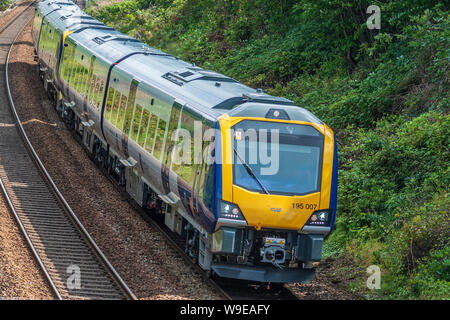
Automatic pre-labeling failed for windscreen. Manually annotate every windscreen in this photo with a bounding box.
[233,120,324,196]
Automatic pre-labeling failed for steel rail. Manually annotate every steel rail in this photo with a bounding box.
[0,0,64,300]
[1,2,136,300]
[0,1,34,34]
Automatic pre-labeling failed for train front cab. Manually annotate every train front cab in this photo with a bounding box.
[209,112,338,283]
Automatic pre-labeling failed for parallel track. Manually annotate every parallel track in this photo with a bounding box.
[0,2,136,300]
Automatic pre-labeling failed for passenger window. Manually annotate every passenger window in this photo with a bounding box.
[94,78,101,108]
[116,94,128,130]
[145,114,158,153]
[74,62,83,93]
[123,80,138,135]
[104,87,115,121]
[96,78,105,109]
[89,75,97,106]
[163,103,182,168]
[77,64,85,94]
[68,61,77,88]
[71,62,77,90]
[79,64,86,94]
[87,71,95,101]
[172,108,201,185]
[80,64,89,96]
[130,104,143,142]
[153,119,167,160]
[123,103,134,136]
[86,56,96,100]
[91,76,98,107]
[67,50,75,81]
[110,92,121,126]
[61,45,72,83]
[138,109,150,147]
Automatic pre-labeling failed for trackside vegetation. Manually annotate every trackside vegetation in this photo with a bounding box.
[1,0,10,11]
[87,0,449,299]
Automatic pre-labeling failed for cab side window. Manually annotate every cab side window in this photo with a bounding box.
[198,130,215,212]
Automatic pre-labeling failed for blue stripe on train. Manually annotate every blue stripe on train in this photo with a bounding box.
[329,135,338,230]
[214,121,222,222]
[56,32,64,80]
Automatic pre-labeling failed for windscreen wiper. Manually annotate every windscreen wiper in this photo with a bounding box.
[233,147,270,195]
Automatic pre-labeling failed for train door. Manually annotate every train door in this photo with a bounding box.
[32,9,43,49]
[37,19,49,70]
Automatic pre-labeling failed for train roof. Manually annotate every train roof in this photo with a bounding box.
[38,0,322,124]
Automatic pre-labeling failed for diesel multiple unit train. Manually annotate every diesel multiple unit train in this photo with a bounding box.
[32,0,338,283]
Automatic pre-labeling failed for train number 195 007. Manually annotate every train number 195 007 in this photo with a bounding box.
[292,203,317,210]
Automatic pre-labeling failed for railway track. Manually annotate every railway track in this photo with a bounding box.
[3,1,300,301]
[0,2,136,300]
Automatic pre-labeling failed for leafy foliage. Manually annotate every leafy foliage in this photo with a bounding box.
[88,0,450,299]
[1,0,9,11]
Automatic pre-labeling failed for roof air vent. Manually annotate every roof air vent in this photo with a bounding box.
[179,71,194,78]
[92,37,105,45]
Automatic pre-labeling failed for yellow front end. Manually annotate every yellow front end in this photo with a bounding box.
[218,114,335,232]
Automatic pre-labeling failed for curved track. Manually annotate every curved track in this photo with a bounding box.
[3,1,300,301]
[0,2,136,300]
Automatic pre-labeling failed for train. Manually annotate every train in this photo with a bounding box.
[32,0,338,283]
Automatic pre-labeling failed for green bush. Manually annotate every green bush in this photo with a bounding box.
[89,0,450,299]
[410,247,450,299]
[1,0,9,11]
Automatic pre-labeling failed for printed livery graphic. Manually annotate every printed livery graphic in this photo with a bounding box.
[32,0,338,283]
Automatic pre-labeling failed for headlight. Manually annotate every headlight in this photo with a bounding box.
[218,200,246,221]
[305,209,332,227]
